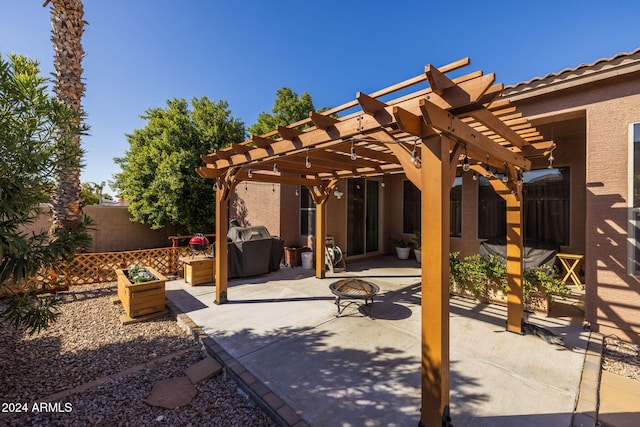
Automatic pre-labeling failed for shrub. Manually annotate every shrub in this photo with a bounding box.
[449,252,571,304]
[523,264,571,302]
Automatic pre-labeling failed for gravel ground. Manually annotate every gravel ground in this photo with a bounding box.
[0,282,273,426]
[602,335,640,382]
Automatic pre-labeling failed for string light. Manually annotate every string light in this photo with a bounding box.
[485,155,492,177]
[502,162,509,183]
[410,138,421,166]
[472,173,478,181]
[248,169,252,178]
[273,162,278,173]
[462,145,470,172]
[295,187,299,197]
[548,148,555,169]
[305,148,311,169]
[350,140,357,160]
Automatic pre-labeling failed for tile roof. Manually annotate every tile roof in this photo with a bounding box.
[504,47,640,95]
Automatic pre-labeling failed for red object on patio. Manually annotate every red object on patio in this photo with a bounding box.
[189,234,209,255]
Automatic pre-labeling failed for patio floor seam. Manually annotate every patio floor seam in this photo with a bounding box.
[571,330,603,427]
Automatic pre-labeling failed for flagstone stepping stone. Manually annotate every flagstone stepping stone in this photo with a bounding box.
[185,357,223,384]
[145,376,196,409]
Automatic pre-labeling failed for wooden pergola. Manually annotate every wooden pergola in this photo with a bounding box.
[197,57,553,426]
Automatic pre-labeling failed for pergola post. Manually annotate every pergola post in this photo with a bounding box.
[312,187,329,279]
[505,195,524,332]
[315,193,327,279]
[420,134,451,427]
[214,178,230,304]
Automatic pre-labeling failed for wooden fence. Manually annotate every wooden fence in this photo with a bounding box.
[64,245,214,285]
[2,246,212,295]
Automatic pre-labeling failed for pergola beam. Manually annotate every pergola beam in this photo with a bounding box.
[309,111,339,130]
[420,99,531,170]
[250,135,273,149]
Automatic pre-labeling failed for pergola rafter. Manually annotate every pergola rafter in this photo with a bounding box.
[197,57,553,427]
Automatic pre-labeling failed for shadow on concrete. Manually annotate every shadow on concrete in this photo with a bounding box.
[165,288,209,311]
[216,325,488,426]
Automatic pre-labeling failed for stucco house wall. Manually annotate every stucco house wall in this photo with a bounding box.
[503,55,640,342]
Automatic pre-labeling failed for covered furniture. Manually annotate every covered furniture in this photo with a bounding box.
[226,226,284,278]
[479,237,559,269]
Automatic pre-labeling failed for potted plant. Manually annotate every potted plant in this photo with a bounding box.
[115,265,167,319]
[390,238,412,260]
[411,231,421,263]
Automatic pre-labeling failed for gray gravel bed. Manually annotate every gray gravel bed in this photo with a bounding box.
[602,335,640,381]
[0,282,273,426]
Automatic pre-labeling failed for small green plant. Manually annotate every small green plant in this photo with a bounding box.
[127,266,155,283]
[390,238,412,248]
[463,254,490,298]
[481,254,508,295]
[449,252,469,293]
[410,231,421,250]
[523,265,571,302]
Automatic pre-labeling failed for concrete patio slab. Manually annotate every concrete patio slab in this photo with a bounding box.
[165,256,590,426]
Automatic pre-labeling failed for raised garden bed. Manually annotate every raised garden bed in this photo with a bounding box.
[115,266,167,320]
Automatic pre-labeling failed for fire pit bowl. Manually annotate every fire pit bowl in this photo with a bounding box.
[329,278,380,318]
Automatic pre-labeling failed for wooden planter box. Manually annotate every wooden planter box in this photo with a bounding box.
[451,281,551,316]
[181,256,214,285]
[115,267,167,318]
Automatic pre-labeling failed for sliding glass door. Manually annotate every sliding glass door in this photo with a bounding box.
[347,178,379,256]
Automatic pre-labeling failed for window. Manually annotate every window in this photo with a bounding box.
[403,181,420,234]
[522,168,570,245]
[629,123,640,274]
[478,167,570,245]
[478,176,506,239]
[299,186,315,236]
[402,178,463,237]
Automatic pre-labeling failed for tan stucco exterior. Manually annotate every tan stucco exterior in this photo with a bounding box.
[502,50,640,342]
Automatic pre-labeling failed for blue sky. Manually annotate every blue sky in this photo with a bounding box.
[1,1,638,197]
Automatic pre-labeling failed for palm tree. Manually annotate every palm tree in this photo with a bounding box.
[43,0,86,231]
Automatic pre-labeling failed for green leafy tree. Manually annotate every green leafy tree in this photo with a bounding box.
[80,183,99,205]
[80,182,111,206]
[113,97,245,234]
[248,87,316,136]
[0,53,91,335]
